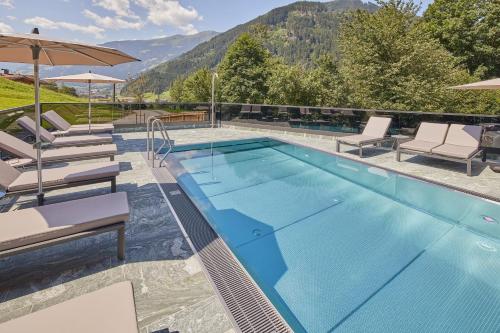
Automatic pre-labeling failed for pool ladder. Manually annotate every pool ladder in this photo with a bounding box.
[147,116,174,168]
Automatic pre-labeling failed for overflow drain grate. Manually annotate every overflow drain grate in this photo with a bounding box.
[152,166,292,333]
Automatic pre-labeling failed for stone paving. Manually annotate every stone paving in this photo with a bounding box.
[0,132,235,333]
[0,126,498,333]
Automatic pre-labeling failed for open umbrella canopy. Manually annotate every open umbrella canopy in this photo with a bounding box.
[44,72,125,83]
[0,28,139,205]
[450,78,500,90]
[45,72,126,133]
[0,31,139,66]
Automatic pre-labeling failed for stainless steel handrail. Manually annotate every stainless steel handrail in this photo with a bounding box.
[146,115,158,160]
[148,117,173,168]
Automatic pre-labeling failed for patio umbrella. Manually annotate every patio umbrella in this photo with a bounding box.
[450,78,500,173]
[0,28,139,205]
[450,78,500,90]
[45,72,125,133]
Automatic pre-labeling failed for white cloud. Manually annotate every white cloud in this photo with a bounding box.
[0,22,14,33]
[0,0,14,8]
[83,9,143,30]
[92,0,137,18]
[134,0,201,34]
[179,24,198,35]
[7,15,16,21]
[24,16,105,39]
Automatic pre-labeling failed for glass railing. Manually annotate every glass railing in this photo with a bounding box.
[1,101,498,136]
[217,103,499,136]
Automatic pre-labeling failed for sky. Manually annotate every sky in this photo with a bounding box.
[0,0,435,43]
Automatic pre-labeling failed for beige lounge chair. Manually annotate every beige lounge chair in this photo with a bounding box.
[398,124,483,176]
[42,110,114,135]
[0,131,117,165]
[397,122,449,158]
[336,116,393,157]
[0,192,129,261]
[0,159,119,203]
[0,281,138,333]
[17,116,113,147]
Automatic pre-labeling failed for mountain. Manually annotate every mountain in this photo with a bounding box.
[3,31,219,81]
[124,0,378,94]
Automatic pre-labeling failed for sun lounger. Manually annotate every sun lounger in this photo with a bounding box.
[251,105,262,114]
[17,116,113,147]
[240,105,251,114]
[397,122,449,157]
[336,116,393,157]
[0,131,117,165]
[0,281,138,333]
[0,192,129,261]
[0,159,119,203]
[397,124,483,176]
[42,110,114,135]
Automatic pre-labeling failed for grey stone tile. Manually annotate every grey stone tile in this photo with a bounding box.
[145,296,234,333]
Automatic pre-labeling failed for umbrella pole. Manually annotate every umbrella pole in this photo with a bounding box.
[88,81,91,134]
[32,46,44,206]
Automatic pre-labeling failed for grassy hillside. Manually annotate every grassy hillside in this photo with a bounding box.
[124,0,377,94]
[0,77,83,110]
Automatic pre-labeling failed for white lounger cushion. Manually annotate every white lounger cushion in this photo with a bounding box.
[338,117,392,145]
[0,159,22,189]
[339,134,379,145]
[399,140,442,153]
[399,123,450,153]
[0,131,116,162]
[58,124,115,135]
[42,110,73,131]
[7,162,119,191]
[17,116,112,146]
[0,281,138,333]
[0,131,37,159]
[42,144,117,161]
[51,134,112,146]
[362,117,392,138]
[43,110,114,134]
[431,144,479,159]
[443,124,482,148]
[415,122,449,143]
[430,124,482,159]
[0,192,129,251]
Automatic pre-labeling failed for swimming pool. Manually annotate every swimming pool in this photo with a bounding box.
[166,138,500,333]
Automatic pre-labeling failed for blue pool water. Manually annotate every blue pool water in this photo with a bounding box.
[166,138,500,333]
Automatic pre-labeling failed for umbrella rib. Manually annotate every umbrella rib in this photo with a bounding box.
[41,48,55,66]
[59,44,113,66]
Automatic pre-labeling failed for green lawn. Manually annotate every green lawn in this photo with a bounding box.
[0,77,83,110]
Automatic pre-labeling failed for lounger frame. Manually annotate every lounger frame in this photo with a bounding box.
[3,176,117,205]
[336,137,393,157]
[0,222,125,260]
[396,146,483,177]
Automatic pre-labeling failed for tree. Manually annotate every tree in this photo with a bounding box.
[218,33,271,103]
[266,60,312,105]
[337,0,488,113]
[307,55,346,107]
[129,74,146,104]
[169,76,185,102]
[59,85,78,97]
[183,68,212,102]
[423,0,500,78]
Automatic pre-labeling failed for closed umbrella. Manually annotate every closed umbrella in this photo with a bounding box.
[45,72,125,133]
[0,28,139,205]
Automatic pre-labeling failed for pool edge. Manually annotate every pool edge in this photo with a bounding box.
[147,153,294,333]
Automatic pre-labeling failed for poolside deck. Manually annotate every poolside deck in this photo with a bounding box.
[0,126,498,333]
